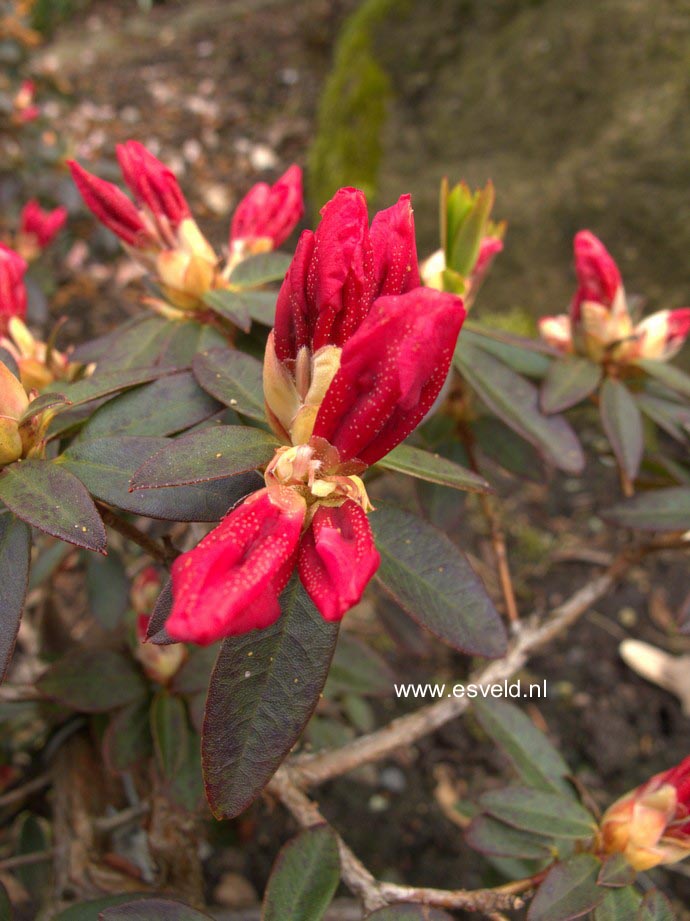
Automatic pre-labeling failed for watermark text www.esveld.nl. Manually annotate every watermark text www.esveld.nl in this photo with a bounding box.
[393,679,547,700]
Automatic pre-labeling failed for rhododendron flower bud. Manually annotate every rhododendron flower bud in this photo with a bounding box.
[0,317,75,392]
[69,161,151,249]
[571,230,623,321]
[298,500,380,621]
[0,360,29,466]
[273,189,419,362]
[537,314,573,354]
[312,287,466,466]
[18,200,68,254]
[599,755,690,871]
[167,488,306,645]
[132,567,187,683]
[626,308,690,361]
[230,165,304,256]
[0,245,28,335]
[116,141,191,231]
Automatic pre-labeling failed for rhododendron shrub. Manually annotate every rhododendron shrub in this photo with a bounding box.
[0,133,689,921]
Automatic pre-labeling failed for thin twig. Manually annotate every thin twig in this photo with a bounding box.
[0,772,51,809]
[95,502,174,565]
[92,802,150,833]
[0,683,42,703]
[0,848,55,871]
[267,771,524,916]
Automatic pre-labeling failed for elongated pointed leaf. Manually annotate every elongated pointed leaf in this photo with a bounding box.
[463,326,553,378]
[151,692,188,781]
[473,699,573,796]
[0,460,106,552]
[102,700,152,773]
[86,550,129,630]
[0,515,30,682]
[100,899,213,920]
[53,895,150,920]
[600,379,643,483]
[455,340,584,474]
[59,366,174,408]
[193,348,265,421]
[378,444,492,494]
[603,487,690,532]
[131,426,277,489]
[229,251,291,287]
[77,372,220,440]
[59,436,262,521]
[636,890,676,921]
[541,358,601,414]
[370,505,507,658]
[465,815,554,860]
[637,359,690,400]
[636,393,690,443]
[146,580,175,644]
[37,649,148,712]
[473,417,544,481]
[19,392,70,424]
[203,289,251,332]
[263,825,340,921]
[597,854,636,888]
[528,855,604,921]
[594,887,643,921]
[479,787,597,839]
[203,578,339,818]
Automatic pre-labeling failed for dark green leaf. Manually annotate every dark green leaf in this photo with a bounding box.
[37,649,148,712]
[59,366,174,408]
[203,578,339,818]
[146,580,174,644]
[473,699,573,796]
[86,550,129,630]
[603,487,690,531]
[76,373,220,440]
[325,632,395,697]
[0,515,31,681]
[528,855,604,921]
[151,692,188,780]
[480,787,597,839]
[130,425,277,489]
[594,887,643,921]
[455,340,584,474]
[636,393,690,443]
[0,881,12,920]
[473,417,544,481]
[102,700,152,774]
[541,358,601,414]
[52,894,150,921]
[203,289,251,332]
[597,854,636,888]
[0,460,106,552]
[237,288,278,326]
[59,436,262,521]
[16,813,50,897]
[192,348,265,421]
[170,646,218,696]
[637,359,690,400]
[28,539,72,590]
[599,379,644,482]
[19,391,70,425]
[636,890,676,921]
[463,326,553,378]
[263,825,340,921]
[378,444,492,494]
[100,899,213,920]
[465,815,554,859]
[371,506,507,658]
[229,251,291,287]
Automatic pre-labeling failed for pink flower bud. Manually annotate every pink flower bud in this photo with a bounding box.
[312,287,465,466]
[572,231,623,320]
[116,141,190,228]
[0,245,28,335]
[230,164,304,251]
[298,500,380,621]
[19,200,68,249]
[273,189,419,362]
[538,314,573,353]
[629,307,690,361]
[599,756,690,871]
[69,160,150,248]
[167,488,306,645]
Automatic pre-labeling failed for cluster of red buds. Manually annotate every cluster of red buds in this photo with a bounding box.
[15,199,67,261]
[598,755,690,871]
[539,231,690,363]
[69,142,303,319]
[166,188,465,645]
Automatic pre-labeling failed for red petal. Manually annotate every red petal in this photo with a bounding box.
[572,231,622,319]
[298,500,380,621]
[313,288,465,466]
[0,244,28,333]
[69,160,147,247]
[273,229,316,362]
[167,489,305,644]
[116,141,190,226]
[369,194,420,296]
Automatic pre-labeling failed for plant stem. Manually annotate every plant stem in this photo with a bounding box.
[95,502,174,565]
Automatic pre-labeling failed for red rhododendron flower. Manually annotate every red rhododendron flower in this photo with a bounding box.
[19,200,68,249]
[539,231,690,363]
[166,188,464,645]
[229,165,303,254]
[69,160,150,248]
[0,244,28,335]
[116,140,191,230]
[599,755,690,870]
